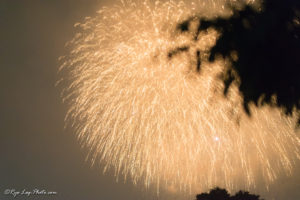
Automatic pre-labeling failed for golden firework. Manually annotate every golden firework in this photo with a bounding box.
[59,0,300,194]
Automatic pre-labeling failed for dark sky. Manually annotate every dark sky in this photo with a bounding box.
[0,1,299,200]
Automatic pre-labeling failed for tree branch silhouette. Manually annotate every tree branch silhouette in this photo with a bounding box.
[178,0,300,124]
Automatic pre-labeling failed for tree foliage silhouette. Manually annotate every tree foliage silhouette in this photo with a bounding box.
[196,187,264,200]
[178,0,300,124]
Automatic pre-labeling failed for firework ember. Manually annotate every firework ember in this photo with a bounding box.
[59,0,300,194]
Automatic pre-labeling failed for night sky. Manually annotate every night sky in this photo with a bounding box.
[0,1,299,200]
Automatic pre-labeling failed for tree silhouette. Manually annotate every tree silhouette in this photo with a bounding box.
[178,0,300,124]
[196,188,230,200]
[231,191,261,200]
[195,187,264,200]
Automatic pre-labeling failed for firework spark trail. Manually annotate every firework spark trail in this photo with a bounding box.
[59,0,300,194]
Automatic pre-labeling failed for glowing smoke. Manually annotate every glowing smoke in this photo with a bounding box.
[59,0,300,194]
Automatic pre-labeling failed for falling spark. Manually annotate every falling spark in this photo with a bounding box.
[59,0,300,194]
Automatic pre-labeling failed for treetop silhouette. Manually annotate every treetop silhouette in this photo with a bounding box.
[196,187,264,200]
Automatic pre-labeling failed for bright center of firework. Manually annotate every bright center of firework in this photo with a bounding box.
[60,0,300,195]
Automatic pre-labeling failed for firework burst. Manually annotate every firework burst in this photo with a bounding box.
[59,0,300,194]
